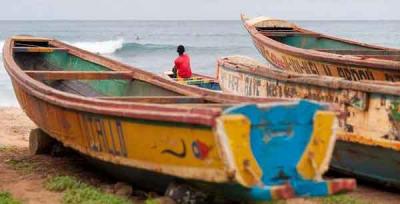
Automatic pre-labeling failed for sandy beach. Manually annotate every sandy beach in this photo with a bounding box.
[0,107,399,204]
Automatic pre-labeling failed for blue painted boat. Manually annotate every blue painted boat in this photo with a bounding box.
[216,55,400,189]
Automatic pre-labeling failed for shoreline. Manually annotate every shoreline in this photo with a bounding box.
[0,107,35,148]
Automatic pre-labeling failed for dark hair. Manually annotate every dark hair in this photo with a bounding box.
[177,45,185,55]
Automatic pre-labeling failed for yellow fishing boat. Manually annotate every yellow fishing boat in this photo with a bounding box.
[3,36,355,202]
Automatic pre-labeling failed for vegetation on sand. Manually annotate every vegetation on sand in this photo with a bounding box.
[0,192,21,204]
[322,194,366,204]
[45,176,131,204]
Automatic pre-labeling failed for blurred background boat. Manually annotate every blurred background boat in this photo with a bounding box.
[217,55,400,189]
[241,15,400,82]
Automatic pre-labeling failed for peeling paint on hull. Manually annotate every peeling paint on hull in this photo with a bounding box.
[217,55,400,188]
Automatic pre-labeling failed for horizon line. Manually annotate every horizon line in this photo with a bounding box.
[0,18,399,21]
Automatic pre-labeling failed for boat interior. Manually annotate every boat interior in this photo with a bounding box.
[11,39,223,106]
[256,26,400,61]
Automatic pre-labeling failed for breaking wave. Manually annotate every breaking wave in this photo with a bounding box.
[68,39,250,55]
[71,38,124,54]
[70,39,177,54]
[0,41,4,54]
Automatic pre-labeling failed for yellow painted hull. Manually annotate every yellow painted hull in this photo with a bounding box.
[13,81,228,182]
[3,36,356,201]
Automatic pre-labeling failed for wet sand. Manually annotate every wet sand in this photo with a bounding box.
[0,107,400,204]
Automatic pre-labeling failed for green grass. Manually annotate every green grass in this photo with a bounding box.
[144,198,158,204]
[4,158,37,174]
[0,146,17,153]
[255,200,286,204]
[322,194,366,204]
[0,192,21,204]
[45,176,83,192]
[45,176,131,204]
[63,187,131,204]
[0,146,9,152]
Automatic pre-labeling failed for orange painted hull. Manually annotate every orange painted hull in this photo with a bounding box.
[242,15,400,81]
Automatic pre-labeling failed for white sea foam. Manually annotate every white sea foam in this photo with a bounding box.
[0,41,4,54]
[71,38,124,54]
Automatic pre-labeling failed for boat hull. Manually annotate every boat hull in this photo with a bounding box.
[2,36,356,201]
[242,16,400,82]
[13,77,354,200]
[252,41,400,81]
[11,78,229,182]
[218,56,400,188]
[332,140,400,187]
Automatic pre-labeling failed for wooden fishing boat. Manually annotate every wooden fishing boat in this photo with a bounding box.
[2,36,355,202]
[241,15,400,82]
[218,55,400,188]
[163,71,221,91]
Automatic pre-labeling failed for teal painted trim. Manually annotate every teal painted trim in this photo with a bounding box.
[291,180,329,197]
[186,81,221,91]
[277,36,375,50]
[249,186,273,200]
[249,180,330,201]
[42,52,130,96]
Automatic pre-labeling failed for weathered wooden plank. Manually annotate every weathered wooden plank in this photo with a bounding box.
[256,27,295,31]
[24,70,133,80]
[95,96,205,103]
[13,47,68,53]
[12,36,51,42]
[355,55,400,61]
[314,49,400,56]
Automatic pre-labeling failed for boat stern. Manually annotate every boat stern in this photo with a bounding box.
[216,100,356,200]
[241,14,297,30]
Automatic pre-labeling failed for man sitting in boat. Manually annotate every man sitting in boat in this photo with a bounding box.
[172,45,192,78]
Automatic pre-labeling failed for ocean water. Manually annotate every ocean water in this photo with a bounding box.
[0,20,399,106]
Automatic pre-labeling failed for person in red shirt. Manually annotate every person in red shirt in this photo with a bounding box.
[172,45,192,78]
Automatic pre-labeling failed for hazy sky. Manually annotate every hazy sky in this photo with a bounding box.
[1,0,399,20]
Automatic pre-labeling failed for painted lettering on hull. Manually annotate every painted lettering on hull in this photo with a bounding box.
[245,77,261,96]
[256,42,400,82]
[81,115,128,157]
[219,66,400,142]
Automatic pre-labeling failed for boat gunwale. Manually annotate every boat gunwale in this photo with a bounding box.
[48,38,288,106]
[241,15,400,71]
[4,36,293,126]
[218,57,400,96]
[4,37,225,126]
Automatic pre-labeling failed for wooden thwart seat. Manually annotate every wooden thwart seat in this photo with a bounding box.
[13,46,68,53]
[24,70,133,80]
[95,96,206,104]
